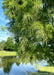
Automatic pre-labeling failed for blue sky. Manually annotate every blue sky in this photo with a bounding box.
[0,0,11,42]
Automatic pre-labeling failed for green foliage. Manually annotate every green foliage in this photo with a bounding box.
[4,37,15,51]
[2,0,54,64]
[0,26,7,31]
[0,40,5,51]
[0,42,3,51]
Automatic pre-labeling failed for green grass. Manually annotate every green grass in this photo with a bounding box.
[29,66,54,75]
[39,66,54,73]
[0,51,16,57]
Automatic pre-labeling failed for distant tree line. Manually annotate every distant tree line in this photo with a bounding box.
[0,37,15,51]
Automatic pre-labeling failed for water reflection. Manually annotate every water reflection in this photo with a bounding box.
[0,56,53,75]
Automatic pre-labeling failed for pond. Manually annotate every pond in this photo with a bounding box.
[0,56,53,75]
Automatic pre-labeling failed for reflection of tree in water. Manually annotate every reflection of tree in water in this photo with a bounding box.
[0,58,2,68]
[16,44,54,65]
[0,55,54,75]
[1,56,17,73]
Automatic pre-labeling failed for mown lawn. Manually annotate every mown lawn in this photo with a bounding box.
[29,66,54,75]
[39,66,54,73]
[0,51,16,57]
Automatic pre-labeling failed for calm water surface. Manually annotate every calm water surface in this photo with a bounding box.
[0,56,53,75]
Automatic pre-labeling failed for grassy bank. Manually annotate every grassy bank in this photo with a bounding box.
[0,51,16,57]
[39,66,54,73]
[29,66,54,75]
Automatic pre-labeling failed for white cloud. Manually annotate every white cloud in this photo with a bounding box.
[0,16,9,23]
[0,37,7,41]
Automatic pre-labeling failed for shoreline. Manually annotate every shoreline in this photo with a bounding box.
[0,51,16,57]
